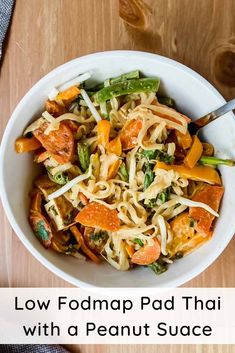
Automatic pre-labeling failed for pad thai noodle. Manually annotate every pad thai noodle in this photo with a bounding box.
[15,70,229,275]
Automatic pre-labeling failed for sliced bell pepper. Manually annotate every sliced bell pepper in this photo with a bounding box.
[184,135,203,168]
[15,137,42,153]
[175,130,192,150]
[108,159,122,179]
[97,120,111,146]
[106,136,122,156]
[154,161,221,185]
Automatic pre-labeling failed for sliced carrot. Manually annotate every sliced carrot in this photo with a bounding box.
[106,136,122,156]
[97,120,111,146]
[131,239,161,265]
[45,100,66,117]
[119,119,142,150]
[34,122,74,163]
[175,130,192,150]
[70,226,100,264]
[108,159,122,179]
[15,137,42,153]
[56,86,80,106]
[168,212,210,256]
[184,135,203,168]
[154,161,221,185]
[125,243,135,257]
[189,185,224,236]
[75,202,120,231]
[78,192,89,205]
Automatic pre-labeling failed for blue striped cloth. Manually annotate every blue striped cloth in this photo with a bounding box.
[0,0,14,58]
[0,345,69,353]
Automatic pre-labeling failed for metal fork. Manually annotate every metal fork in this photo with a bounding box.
[188,98,235,135]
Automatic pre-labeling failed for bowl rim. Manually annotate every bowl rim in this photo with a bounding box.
[0,50,233,288]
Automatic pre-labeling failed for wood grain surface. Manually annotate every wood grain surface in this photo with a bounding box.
[0,0,235,351]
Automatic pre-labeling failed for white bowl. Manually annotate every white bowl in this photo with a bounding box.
[1,50,235,288]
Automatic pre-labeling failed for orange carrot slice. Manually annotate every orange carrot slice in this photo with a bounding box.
[189,185,224,236]
[78,192,89,205]
[119,119,142,150]
[131,239,161,265]
[75,202,120,231]
[34,122,74,164]
[70,226,100,264]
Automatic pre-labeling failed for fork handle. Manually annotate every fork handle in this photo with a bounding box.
[194,98,235,128]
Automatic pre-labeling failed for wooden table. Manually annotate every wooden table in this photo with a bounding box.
[0,0,235,351]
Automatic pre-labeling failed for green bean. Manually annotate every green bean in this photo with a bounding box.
[78,143,90,172]
[199,156,235,166]
[91,70,140,91]
[158,97,176,108]
[133,238,144,247]
[119,162,129,182]
[148,259,168,275]
[95,78,160,103]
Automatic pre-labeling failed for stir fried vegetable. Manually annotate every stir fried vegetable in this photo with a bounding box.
[95,78,160,103]
[16,70,229,275]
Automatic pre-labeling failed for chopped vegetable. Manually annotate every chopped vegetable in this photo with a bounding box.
[78,143,90,172]
[118,162,129,182]
[56,86,80,106]
[175,130,192,150]
[106,70,140,86]
[15,137,42,153]
[58,72,91,91]
[106,136,122,156]
[34,122,74,164]
[148,258,168,275]
[158,97,176,108]
[189,185,224,236]
[119,119,142,150]
[184,135,203,168]
[141,149,174,164]
[125,243,135,257]
[131,239,161,265]
[95,78,160,103]
[158,190,169,203]
[108,159,122,179]
[70,226,100,263]
[97,120,111,146]
[133,238,144,247]
[34,150,50,163]
[155,161,222,185]
[80,89,102,122]
[45,100,66,117]
[199,156,235,167]
[48,171,68,185]
[75,202,120,231]
[78,192,89,205]
[144,165,154,190]
[168,212,209,256]
[83,227,108,255]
